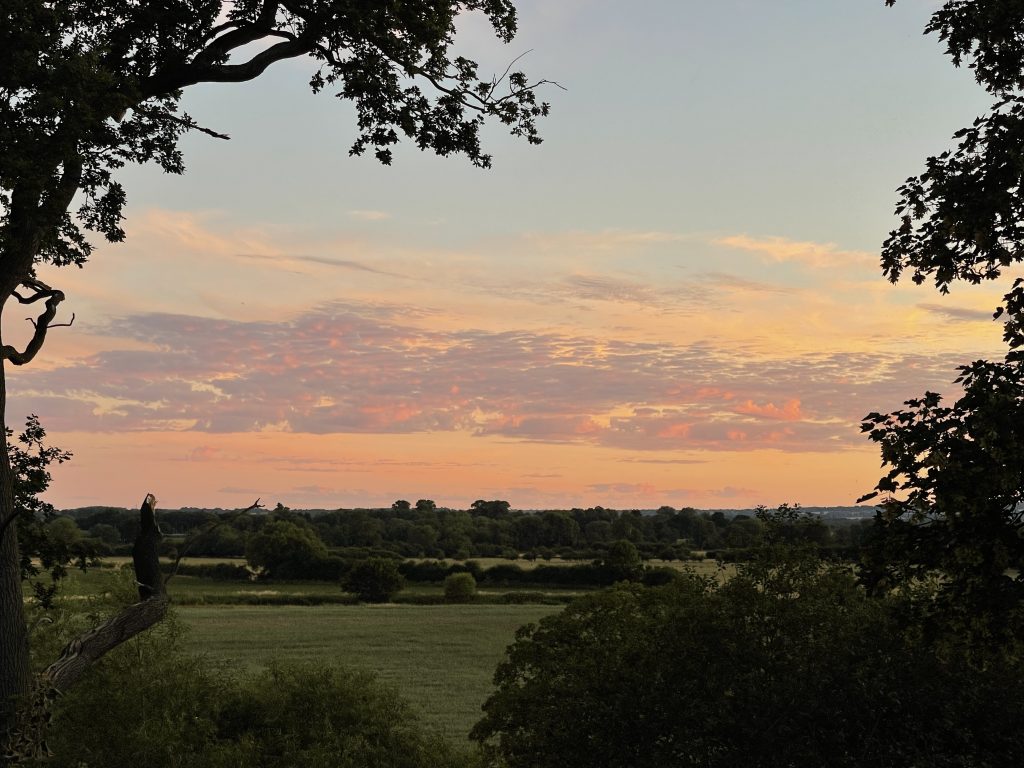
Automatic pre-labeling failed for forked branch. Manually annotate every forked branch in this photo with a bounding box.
[1,279,73,366]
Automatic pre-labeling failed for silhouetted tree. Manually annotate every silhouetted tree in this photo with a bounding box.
[862,1,1024,653]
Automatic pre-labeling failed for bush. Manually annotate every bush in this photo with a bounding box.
[342,558,405,602]
[444,572,477,602]
[472,551,1024,767]
[211,664,463,768]
[39,637,465,768]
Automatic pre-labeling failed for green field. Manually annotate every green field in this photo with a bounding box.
[38,557,729,741]
[179,603,559,740]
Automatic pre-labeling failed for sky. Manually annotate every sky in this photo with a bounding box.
[7,0,1013,511]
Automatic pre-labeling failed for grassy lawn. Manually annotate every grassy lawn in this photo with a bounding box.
[178,603,559,740]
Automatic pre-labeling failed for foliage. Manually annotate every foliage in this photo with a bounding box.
[8,415,78,608]
[0,0,553,270]
[343,557,406,603]
[244,517,329,580]
[63,502,837,561]
[880,1,1024,346]
[444,571,477,602]
[860,1,1024,652]
[599,538,643,581]
[472,524,1024,767]
[860,358,1024,652]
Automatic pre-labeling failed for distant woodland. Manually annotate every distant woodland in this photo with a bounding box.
[58,500,871,563]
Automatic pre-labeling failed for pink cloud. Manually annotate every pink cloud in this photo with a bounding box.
[9,302,974,454]
[734,398,803,421]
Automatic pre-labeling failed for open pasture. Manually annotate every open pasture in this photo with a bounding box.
[179,603,559,740]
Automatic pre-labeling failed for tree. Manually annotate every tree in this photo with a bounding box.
[471,499,510,517]
[859,2,1024,650]
[245,518,328,580]
[443,571,476,602]
[343,558,405,603]
[472,526,1024,767]
[0,0,551,747]
[600,538,643,582]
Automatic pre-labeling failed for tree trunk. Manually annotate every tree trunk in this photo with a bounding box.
[0,330,30,741]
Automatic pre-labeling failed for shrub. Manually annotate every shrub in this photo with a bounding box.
[342,558,405,603]
[472,551,1024,768]
[444,572,477,602]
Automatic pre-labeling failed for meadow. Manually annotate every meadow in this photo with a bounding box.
[179,603,559,739]
[40,565,564,739]
[39,556,732,739]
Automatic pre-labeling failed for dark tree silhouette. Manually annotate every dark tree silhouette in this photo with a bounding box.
[862,1,1024,652]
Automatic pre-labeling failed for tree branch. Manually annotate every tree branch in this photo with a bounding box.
[164,498,263,587]
[143,37,314,98]
[36,153,83,229]
[192,1,283,67]
[42,494,167,693]
[0,280,70,366]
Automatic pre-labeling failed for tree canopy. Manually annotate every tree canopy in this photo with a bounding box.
[859,0,1024,649]
[472,524,1024,767]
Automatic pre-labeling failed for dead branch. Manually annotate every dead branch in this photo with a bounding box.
[1,279,72,366]
[164,498,264,587]
[42,494,168,693]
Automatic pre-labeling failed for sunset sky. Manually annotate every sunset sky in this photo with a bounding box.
[8,0,1012,511]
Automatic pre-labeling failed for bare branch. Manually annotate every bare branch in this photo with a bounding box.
[0,281,68,366]
[399,58,563,114]
[43,594,170,693]
[164,498,264,587]
[486,50,534,101]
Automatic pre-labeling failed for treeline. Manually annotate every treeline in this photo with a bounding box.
[62,499,872,562]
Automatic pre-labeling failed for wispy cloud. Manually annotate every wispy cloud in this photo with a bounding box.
[715,234,876,269]
[237,252,403,277]
[347,209,392,221]
[917,302,997,323]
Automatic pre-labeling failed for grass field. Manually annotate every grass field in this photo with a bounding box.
[179,603,559,740]
[36,559,729,742]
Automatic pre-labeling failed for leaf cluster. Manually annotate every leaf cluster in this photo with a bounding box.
[859,357,1024,652]
[9,415,79,608]
[880,2,1024,344]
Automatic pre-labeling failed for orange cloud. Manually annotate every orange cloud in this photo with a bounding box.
[656,422,691,439]
[734,398,803,421]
